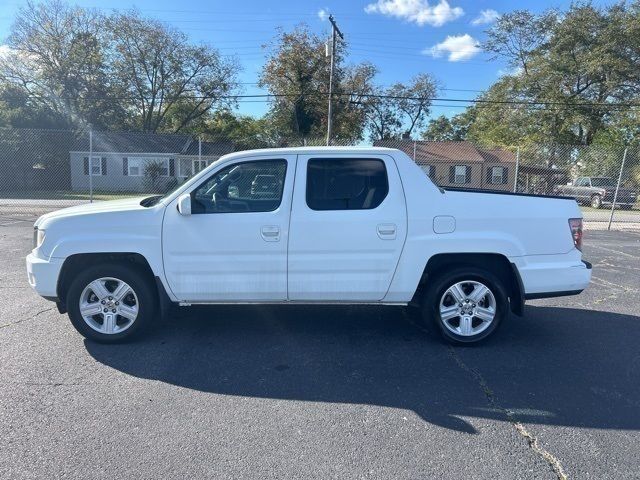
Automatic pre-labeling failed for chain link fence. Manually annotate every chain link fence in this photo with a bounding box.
[0,127,638,226]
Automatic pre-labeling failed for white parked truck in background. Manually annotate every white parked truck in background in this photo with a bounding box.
[26,147,591,344]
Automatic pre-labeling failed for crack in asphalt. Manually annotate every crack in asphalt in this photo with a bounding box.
[447,346,568,480]
[402,309,568,479]
[0,306,56,330]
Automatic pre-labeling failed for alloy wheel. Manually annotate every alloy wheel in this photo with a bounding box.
[79,277,139,334]
[439,280,496,337]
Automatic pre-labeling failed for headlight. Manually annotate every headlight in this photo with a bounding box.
[33,228,45,249]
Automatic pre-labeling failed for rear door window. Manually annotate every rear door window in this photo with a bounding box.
[306,158,389,211]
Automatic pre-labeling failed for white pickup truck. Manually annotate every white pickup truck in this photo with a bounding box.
[26,147,591,344]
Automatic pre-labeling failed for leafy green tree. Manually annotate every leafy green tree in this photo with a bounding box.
[0,0,124,129]
[480,3,640,146]
[0,1,241,132]
[364,87,402,141]
[388,74,438,138]
[422,110,475,141]
[205,110,280,149]
[107,11,240,133]
[259,25,374,142]
[364,74,438,141]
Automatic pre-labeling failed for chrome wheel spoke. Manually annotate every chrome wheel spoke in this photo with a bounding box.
[80,302,102,317]
[88,279,110,300]
[111,281,131,302]
[449,284,466,303]
[459,316,473,336]
[440,305,459,322]
[103,312,116,334]
[475,306,495,322]
[468,284,489,303]
[118,304,138,321]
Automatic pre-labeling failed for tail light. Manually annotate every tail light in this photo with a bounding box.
[568,218,583,251]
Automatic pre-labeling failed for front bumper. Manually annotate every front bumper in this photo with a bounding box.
[26,253,64,299]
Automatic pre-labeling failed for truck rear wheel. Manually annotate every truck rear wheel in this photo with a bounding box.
[422,267,508,344]
[66,263,156,343]
[591,194,603,209]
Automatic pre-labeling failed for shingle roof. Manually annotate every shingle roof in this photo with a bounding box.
[182,140,235,156]
[374,140,516,164]
[73,132,192,154]
[72,132,233,156]
[478,148,517,163]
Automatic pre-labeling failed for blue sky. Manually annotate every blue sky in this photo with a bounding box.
[0,0,618,120]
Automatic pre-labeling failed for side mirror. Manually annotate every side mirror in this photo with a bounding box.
[177,193,191,216]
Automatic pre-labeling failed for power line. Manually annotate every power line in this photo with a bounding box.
[18,92,640,109]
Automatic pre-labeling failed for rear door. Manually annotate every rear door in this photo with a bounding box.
[287,154,407,301]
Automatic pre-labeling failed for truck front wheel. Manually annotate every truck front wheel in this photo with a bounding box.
[422,267,508,344]
[66,263,156,343]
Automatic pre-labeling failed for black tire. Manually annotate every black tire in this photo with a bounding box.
[591,194,603,209]
[421,267,508,345]
[66,263,157,343]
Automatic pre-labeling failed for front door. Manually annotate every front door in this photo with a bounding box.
[287,154,408,301]
[162,155,294,302]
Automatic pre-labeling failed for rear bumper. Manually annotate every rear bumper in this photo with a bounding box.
[513,253,592,299]
[26,253,63,299]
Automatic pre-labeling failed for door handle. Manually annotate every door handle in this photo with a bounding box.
[261,225,281,242]
[377,223,397,240]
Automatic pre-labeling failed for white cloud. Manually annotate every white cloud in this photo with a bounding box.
[364,0,464,27]
[0,45,12,59]
[498,65,523,77]
[424,34,480,61]
[318,8,329,21]
[471,9,499,25]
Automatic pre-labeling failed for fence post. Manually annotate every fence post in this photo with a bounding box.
[88,129,93,203]
[608,147,627,231]
[513,146,520,193]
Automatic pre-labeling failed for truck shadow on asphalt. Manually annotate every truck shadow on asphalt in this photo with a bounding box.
[85,304,640,434]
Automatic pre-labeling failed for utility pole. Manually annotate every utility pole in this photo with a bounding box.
[326,14,343,146]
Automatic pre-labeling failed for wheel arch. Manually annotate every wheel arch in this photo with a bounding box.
[56,252,172,315]
[412,252,524,316]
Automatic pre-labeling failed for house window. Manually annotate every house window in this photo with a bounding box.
[178,159,211,178]
[193,159,209,175]
[421,165,435,177]
[84,156,105,176]
[488,166,508,185]
[127,157,169,177]
[90,157,102,175]
[451,165,470,184]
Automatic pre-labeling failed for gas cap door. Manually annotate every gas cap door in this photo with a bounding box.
[433,215,456,234]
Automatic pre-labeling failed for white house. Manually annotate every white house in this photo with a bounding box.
[70,132,234,193]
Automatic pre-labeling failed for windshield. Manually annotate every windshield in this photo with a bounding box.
[590,177,616,187]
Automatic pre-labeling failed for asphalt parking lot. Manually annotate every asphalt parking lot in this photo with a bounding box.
[1,211,639,479]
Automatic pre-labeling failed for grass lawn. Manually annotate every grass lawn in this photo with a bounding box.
[0,190,153,201]
[581,205,640,215]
